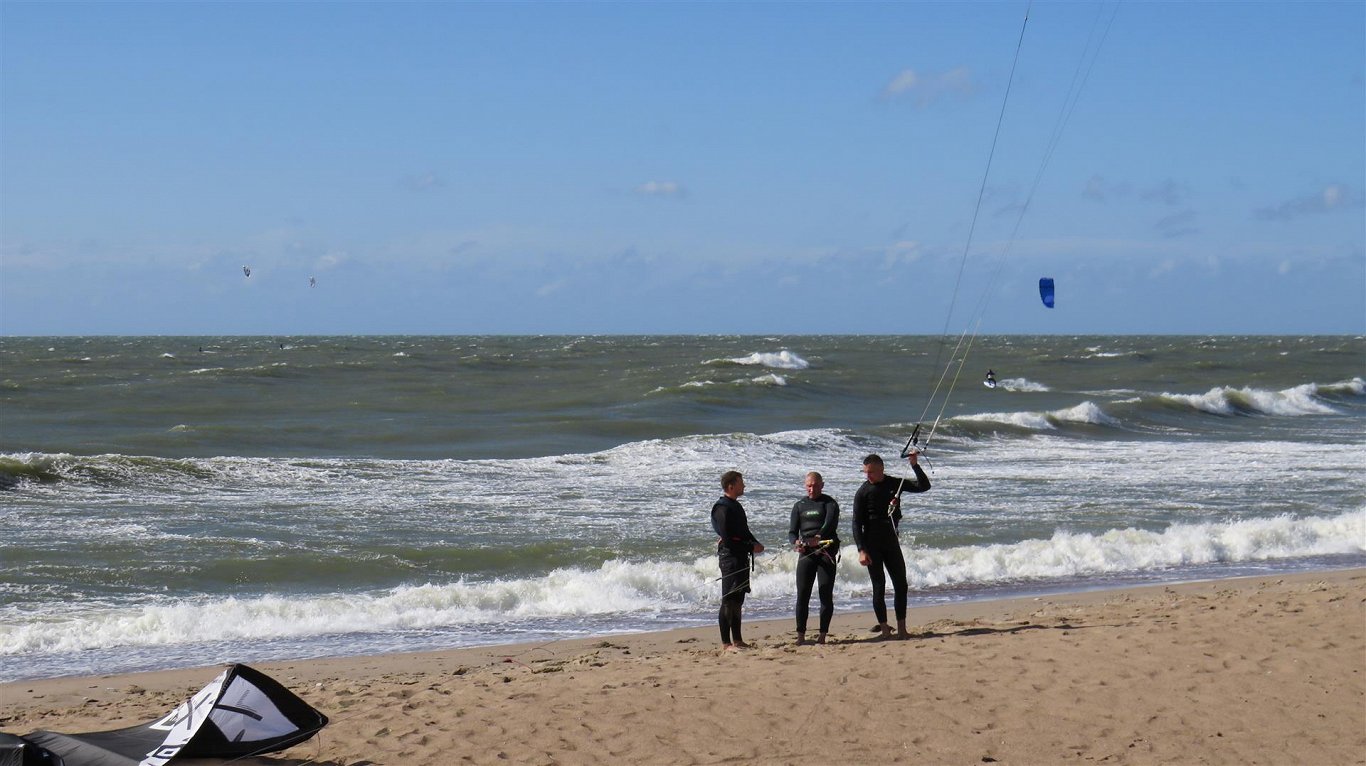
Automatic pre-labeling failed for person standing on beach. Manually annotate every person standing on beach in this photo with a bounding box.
[852,452,930,640]
[789,471,840,645]
[712,470,764,651]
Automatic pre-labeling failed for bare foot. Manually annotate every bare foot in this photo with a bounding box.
[795,635,808,646]
[815,634,828,645]
[896,631,912,640]
[732,640,752,649]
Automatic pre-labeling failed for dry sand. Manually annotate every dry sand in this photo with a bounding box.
[3,569,1363,765]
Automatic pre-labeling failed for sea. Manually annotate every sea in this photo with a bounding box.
[1,335,1363,683]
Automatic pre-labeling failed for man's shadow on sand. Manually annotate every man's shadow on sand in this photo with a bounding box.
[827,621,1097,644]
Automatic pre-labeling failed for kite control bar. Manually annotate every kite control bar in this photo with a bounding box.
[899,423,922,459]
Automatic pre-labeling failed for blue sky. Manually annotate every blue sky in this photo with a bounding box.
[2,1,1362,335]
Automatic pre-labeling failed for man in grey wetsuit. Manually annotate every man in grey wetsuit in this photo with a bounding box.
[852,451,930,640]
[711,470,765,651]
[789,471,840,645]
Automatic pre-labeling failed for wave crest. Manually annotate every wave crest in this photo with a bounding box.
[905,509,1365,588]
[1162,384,1338,417]
[955,401,1117,432]
[5,510,1358,657]
[705,350,810,370]
[998,378,1050,392]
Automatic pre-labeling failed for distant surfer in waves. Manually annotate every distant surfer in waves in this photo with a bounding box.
[985,369,997,388]
[789,471,839,646]
[711,471,764,652]
[852,452,931,640]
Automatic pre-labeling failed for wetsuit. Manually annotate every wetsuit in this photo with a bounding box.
[788,493,840,635]
[851,465,930,625]
[711,495,760,645]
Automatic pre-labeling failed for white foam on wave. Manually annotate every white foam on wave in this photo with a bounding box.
[956,401,1117,431]
[5,509,1358,657]
[905,508,1365,588]
[960,410,1055,430]
[0,559,711,656]
[662,374,787,392]
[708,350,810,370]
[1318,377,1365,396]
[1164,384,1338,417]
[998,378,1050,392]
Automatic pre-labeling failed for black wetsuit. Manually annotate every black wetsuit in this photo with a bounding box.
[711,495,760,645]
[788,493,840,635]
[851,465,930,625]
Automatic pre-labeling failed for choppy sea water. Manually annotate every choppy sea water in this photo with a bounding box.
[1,335,1362,682]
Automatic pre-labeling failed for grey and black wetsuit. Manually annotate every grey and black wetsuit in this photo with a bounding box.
[852,465,930,625]
[712,495,760,645]
[788,493,840,635]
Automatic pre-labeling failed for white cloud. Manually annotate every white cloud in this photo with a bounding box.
[888,240,922,263]
[535,279,567,297]
[883,69,919,95]
[881,66,975,106]
[1254,183,1362,221]
[401,172,446,192]
[1149,258,1177,278]
[634,180,686,198]
[315,251,346,271]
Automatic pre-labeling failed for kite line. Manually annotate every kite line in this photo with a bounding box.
[905,1,1120,459]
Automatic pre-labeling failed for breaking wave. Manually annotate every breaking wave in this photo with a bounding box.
[946,378,1360,437]
[4,509,1359,659]
[998,377,1050,392]
[952,401,1118,433]
[706,350,810,370]
[1159,383,1342,417]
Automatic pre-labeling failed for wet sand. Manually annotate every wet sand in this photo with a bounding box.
[3,569,1362,765]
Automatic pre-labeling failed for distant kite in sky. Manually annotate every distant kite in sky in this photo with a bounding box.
[1039,277,1055,308]
[243,265,251,278]
[309,276,316,288]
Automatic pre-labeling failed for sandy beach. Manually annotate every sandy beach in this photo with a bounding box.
[3,569,1362,765]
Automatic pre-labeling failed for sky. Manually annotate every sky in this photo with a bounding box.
[1,1,1363,336]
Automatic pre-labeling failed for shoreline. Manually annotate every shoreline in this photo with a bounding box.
[3,569,1363,764]
[9,555,1363,687]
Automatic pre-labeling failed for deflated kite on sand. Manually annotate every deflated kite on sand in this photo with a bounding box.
[2,664,327,766]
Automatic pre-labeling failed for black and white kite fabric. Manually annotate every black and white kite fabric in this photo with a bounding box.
[6,664,327,766]
[1,732,60,766]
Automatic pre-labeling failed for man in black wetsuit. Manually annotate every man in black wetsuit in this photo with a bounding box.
[852,452,930,640]
[711,470,765,651]
[789,471,840,645]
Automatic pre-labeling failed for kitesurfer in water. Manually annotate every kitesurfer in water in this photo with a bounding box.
[985,369,996,387]
[852,452,930,640]
[788,471,840,645]
[712,471,764,651]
